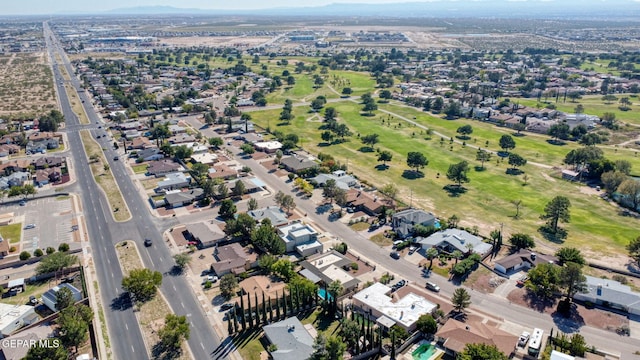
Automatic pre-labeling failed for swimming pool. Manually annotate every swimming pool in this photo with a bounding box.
[317,288,333,301]
[412,343,436,360]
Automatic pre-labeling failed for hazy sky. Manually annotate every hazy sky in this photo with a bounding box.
[4,0,427,15]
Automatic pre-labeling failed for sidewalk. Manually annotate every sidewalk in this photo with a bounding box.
[165,230,243,360]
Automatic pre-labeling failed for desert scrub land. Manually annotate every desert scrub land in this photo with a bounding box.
[0,52,56,117]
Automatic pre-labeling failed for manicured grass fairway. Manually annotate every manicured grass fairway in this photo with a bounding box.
[250,100,640,255]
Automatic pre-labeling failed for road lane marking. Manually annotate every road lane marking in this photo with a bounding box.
[200,343,204,350]
[131,345,135,353]
[181,301,185,308]
[125,323,128,330]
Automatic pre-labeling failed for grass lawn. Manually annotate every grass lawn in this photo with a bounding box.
[115,241,190,360]
[369,233,394,247]
[1,280,53,306]
[81,130,130,221]
[131,164,148,174]
[300,308,341,335]
[233,330,266,360]
[249,100,640,256]
[349,222,370,231]
[0,223,22,244]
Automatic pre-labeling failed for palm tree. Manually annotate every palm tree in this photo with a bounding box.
[452,250,463,265]
[452,288,471,313]
[425,248,439,270]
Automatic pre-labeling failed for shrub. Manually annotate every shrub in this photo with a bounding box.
[203,281,212,289]
[19,251,31,261]
[9,246,16,253]
[612,274,628,284]
[34,249,43,257]
[350,262,359,271]
[58,243,70,252]
[46,247,55,255]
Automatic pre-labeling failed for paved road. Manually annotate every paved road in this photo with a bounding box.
[218,140,640,358]
[44,23,225,360]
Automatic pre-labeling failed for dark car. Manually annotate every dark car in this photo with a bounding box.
[220,303,234,311]
[144,238,152,247]
[113,156,119,161]
[390,251,400,259]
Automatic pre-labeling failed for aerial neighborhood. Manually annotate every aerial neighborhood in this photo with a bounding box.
[0,6,639,360]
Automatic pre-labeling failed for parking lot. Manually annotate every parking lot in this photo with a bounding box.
[0,196,78,254]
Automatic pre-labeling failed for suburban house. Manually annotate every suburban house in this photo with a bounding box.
[207,164,237,180]
[352,282,437,331]
[135,148,164,162]
[0,302,37,338]
[392,209,436,239]
[280,156,318,174]
[191,152,218,165]
[345,189,393,216]
[417,229,492,256]
[263,317,315,360]
[34,167,61,186]
[211,243,258,276]
[435,318,518,357]
[155,172,191,192]
[247,206,289,227]
[277,222,322,256]
[184,222,226,248]
[573,275,640,315]
[494,250,558,275]
[254,140,283,153]
[310,170,357,190]
[126,136,153,150]
[0,325,54,359]
[228,178,263,194]
[147,160,181,176]
[299,251,360,292]
[164,188,204,208]
[42,283,83,312]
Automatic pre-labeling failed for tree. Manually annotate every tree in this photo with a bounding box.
[321,131,334,144]
[173,145,193,160]
[627,236,640,266]
[158,314,190,350]
[507,153,527,170]
[379,89,392,101]
[173,253,192,269]
[251,219,286,255]
[377,150,393,167]
[233,180,247,197]
[416,314,437,335]
[339,319,360,348]
[456,125,473,139]
[618,178,640,210]
[526,263,560,299]
[498,134,516,153]
[475,149,491,170]
[425,248,439,270]
[380,183,398,201]
[548,123,570,142]
[444,101,461,119]
[322,179,340,204]
[36,252,77,275]
[458,343,508,360]
[324,107,337,122]
[560,262,587,299]
[452,288,471,313]
[508,233,535,251]
[555,247,585,266]
[55,287,75,311]
[248,198,259,211]
[240,143,255,155]
[208,137,223,148]
[601,112,617,129]
[220,274,238,300]
[342,87,352,96]
[121,268,163,302]
[406,151,428,173]
[310,332,346,360]
[19,251,31,261]
[361,134,379,149]
[328,280,343,299]
[541,196,571,234]
[58,304,93,352]
[218,199,237,220]
[446,161,470,187]
[24,339,67,360]
[362,100,378,115]
[601,171,627,195]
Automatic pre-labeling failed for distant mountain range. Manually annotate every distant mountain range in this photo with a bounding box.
[105,1,640,19]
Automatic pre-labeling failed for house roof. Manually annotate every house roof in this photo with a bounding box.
[280,156,317,172]
[577,275,640,312]
[299,250,360,289]
[164,188,204,205]
[418,229,492,255]
[392,208,436,237]
[263,317,314,360]
[147,160,180,175]
[212,243,256,275]
[0,325,54,360]
[247,206,289,227]
[207,164,237,179]
[436,318,518,355]
[494,249,557,272]
[185,222,225,244]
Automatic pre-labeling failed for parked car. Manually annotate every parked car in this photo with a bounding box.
[206,275,218,283]
[408,246,418,255]
[390,251,400,259]
[19,200,26,206]
[28,296,38,305]
[425,282,440,292]
[220,303,233,311]
[516,275,529,286]
[518,331,530,347]
[24,224,36,230]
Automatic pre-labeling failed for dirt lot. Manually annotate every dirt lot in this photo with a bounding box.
[506,286,628,333]
[159,36,273,48]
[0,52,56,117]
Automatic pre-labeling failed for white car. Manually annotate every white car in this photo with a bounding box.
[24,224,36,230]
[518,331,530,347]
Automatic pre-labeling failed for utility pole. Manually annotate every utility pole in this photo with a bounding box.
[410,189,413,208]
